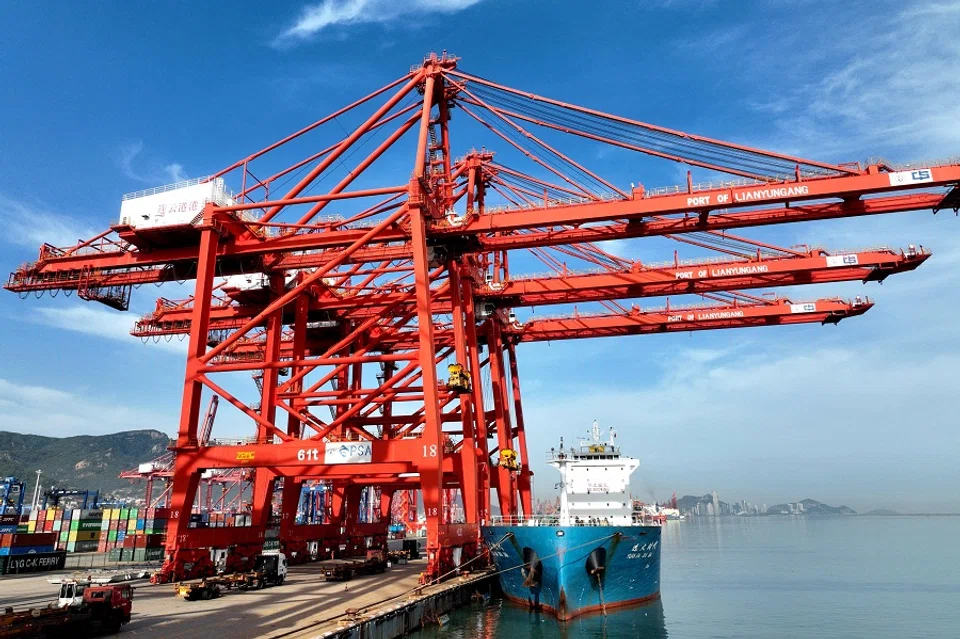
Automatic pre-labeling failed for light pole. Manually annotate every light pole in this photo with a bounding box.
[31,470,42,512]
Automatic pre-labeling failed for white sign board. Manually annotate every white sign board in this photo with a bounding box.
[323,442,373,464]
[790,303,817,314]
[826,254,859,268]
[888,168,933,187]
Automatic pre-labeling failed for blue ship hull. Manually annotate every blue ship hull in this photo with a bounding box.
[481,524,661,621]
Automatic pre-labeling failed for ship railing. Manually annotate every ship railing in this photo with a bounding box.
[488,515,561,526]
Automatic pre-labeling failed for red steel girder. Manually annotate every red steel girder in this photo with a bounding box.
[511,297,871,342]
[128,246,925,337]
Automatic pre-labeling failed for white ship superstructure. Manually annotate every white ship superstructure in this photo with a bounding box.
[547,421,639,526]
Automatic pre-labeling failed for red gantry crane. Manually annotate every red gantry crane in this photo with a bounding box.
[6,53,957,581]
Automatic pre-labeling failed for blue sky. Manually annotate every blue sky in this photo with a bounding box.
[1,0,958,512]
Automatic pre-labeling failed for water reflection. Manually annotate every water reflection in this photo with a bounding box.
[420,597,668,639]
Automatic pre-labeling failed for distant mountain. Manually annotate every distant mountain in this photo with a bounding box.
[863,509,900,516]
[0,430,171,503]
[766,499,856,516]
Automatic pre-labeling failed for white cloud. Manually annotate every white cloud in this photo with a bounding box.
[0,377,174,437]
[0,193,97,249]
[118,141,188,185]
[275,0,482,44]
[750,2,960,158]
[164,163,187,183]
[33,306,187,356]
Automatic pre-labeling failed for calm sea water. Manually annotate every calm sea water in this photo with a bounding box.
[415,516,960,638]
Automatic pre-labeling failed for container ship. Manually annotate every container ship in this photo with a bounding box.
[481,422,661,620]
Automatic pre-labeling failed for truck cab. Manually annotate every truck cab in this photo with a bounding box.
[82,584,133,631]
[57,581,88,608]
[254,551,287,585]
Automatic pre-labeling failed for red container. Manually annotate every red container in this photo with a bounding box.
[9,533,57,548]
[143,534,165,547]
[154,508,171,520]
[122,536,145,549]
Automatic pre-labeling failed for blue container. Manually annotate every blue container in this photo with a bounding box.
[9,546,56,556]
[136,519,145,530]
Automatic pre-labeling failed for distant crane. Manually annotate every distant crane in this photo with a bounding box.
[119,396,225,508]
[0,477,25,516]
[42,487,99,510]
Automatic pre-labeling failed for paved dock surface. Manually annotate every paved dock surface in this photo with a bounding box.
[0,559,476,638]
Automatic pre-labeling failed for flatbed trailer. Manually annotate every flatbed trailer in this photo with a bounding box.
[323,550,388,582]
[0,584,133,638]
[175,552,287,600]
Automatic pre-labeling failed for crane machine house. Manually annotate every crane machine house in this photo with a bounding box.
[118,177,246,229]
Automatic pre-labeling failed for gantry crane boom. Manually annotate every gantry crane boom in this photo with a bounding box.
[126,245,923,337]
[155,296,870,357]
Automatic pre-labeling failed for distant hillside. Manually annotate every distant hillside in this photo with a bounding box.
[863,509,900,516]
[767,499,856,516]
[0,430,171,502]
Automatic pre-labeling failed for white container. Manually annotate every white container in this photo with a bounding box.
[119,177,238,229]
[138,463,156,474]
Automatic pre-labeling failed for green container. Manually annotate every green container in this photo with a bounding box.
[144,547,164,561]
[108,531,117,542]
[78,520,102,531]
[263,539,280,551]
[108,548,123,562]
[119,510,129,520]
[69,520,80,531]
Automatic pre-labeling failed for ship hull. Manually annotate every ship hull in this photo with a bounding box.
[481,524,661,621]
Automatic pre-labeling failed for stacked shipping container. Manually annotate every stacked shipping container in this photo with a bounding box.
[4,507,257,563]
[100,507,169,561]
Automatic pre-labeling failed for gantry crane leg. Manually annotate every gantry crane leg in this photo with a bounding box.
[508,343,534,519]
[448,260,480,525]
[161,220,221,582]
[487,322,518,518]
